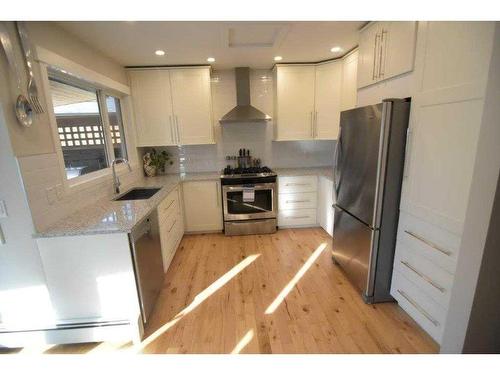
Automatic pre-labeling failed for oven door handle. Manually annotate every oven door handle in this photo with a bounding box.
[223,183,276,192]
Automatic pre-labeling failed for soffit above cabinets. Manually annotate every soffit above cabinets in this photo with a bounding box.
[54,21,365,69]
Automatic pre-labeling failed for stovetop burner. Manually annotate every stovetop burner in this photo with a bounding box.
[223,166,274,176]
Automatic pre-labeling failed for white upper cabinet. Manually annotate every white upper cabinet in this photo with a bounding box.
[314,61,342,139]
[129,70,175,147]
[357,23,379,89]
[170,68,214,145]
[274,60,347,141]
[400,21,495,235]
[274,65,316,141]
[129,67,214,147]
[357,21,417,89]
[340,49,359,111]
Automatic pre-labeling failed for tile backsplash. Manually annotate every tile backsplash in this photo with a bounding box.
[141,69,336,174]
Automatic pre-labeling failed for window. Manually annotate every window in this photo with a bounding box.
[48,73,128,180]
[106,95,128,160]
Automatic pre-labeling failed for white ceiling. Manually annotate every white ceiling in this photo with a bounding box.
[57,21,366,69]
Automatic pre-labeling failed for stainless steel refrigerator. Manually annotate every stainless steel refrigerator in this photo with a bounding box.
[332,98,410,303]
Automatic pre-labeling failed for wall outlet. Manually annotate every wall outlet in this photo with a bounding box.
[0,200,7,218]
[46,187,57,205]
[55,184,64,200]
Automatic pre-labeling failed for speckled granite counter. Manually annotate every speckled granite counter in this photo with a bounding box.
[275,167,333,181]
[35,172,221,238]
[35,169,334,238]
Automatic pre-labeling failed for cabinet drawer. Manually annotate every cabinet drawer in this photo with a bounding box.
[158,188,180,221]
[278,208,317,227]
[160,215,183,273]
[278,192,317,210]
[397,211,460,274]
[394,240,454,308]
[391,270,446,344]
[278,176,318,193]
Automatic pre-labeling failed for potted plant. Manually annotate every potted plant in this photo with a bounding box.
[143,148,173,177]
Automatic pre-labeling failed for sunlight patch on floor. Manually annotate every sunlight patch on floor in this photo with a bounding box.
[231,329,254,354]
[265,242,327,314]
[136,254,261,352]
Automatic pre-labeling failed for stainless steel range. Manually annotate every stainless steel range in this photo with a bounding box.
[220,166,277,236]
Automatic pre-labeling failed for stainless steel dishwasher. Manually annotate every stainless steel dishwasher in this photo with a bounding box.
[130,209,164,324]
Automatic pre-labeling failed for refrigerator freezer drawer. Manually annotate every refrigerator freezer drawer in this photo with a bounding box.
[332,206,377,297]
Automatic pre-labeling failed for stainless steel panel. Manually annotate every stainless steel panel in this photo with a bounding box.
[335,104,384,227]
[130,211,164,324]
[332,205,377,296]
[224,218,277,236]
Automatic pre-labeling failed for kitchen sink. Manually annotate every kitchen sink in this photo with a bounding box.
[113,187,161,201]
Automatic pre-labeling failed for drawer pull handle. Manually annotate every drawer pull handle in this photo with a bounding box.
[285,183,310,186]
[400,260,445,293]
[404,230,452,256]
[164,199,175,211]
[168,219,177,233]
[397,289,439,327]
[288,215,310,219]
[285,200,310,203]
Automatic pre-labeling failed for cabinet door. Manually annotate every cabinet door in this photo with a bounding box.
[182,180,223,232]
[317,176,334,236]
[275,65,316,140]
[129,70,175,146]
[381,22,417,80]
[400,21,495,236]
[314,61,342,140]
[357,23,380,89]
[170,68,214,145]
[341,50,358,111]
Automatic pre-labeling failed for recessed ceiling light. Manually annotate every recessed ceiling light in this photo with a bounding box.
[155,50,165,56]
[274,56,283,61]
[207,57,215,63]
[330,46,342,53]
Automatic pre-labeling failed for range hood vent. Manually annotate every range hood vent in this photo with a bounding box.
[219,67,271,124]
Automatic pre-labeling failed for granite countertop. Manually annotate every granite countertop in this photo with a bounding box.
[35,168,331,238]
[275,166,333,181]
[35,172,221,239]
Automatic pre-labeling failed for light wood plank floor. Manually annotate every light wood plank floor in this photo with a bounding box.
[1,228,438,354]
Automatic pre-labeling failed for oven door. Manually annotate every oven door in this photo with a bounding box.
[223,183,276,221]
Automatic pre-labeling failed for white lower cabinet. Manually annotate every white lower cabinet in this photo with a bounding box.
[158,186,184,273]
[317,176,334,236]
[277,176,318,228]
[37,233,141,324]
[182,180,223,232]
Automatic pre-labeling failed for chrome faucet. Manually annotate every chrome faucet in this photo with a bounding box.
[112,158,132,194]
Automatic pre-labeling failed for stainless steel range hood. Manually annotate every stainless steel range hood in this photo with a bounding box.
[219,67,271,124]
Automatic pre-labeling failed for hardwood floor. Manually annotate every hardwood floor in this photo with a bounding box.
[2,228,438,354]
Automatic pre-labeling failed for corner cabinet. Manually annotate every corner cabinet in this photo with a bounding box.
[274,61,342,141]
[129,67,214,147]
[357,21,417,89]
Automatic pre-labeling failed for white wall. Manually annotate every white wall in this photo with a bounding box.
[141,69,336,173]
[0,107,55,328]
[440,23,500,353]
[0,22,141,232]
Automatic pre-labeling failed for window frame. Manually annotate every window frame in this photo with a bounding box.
[39,58,135,192]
